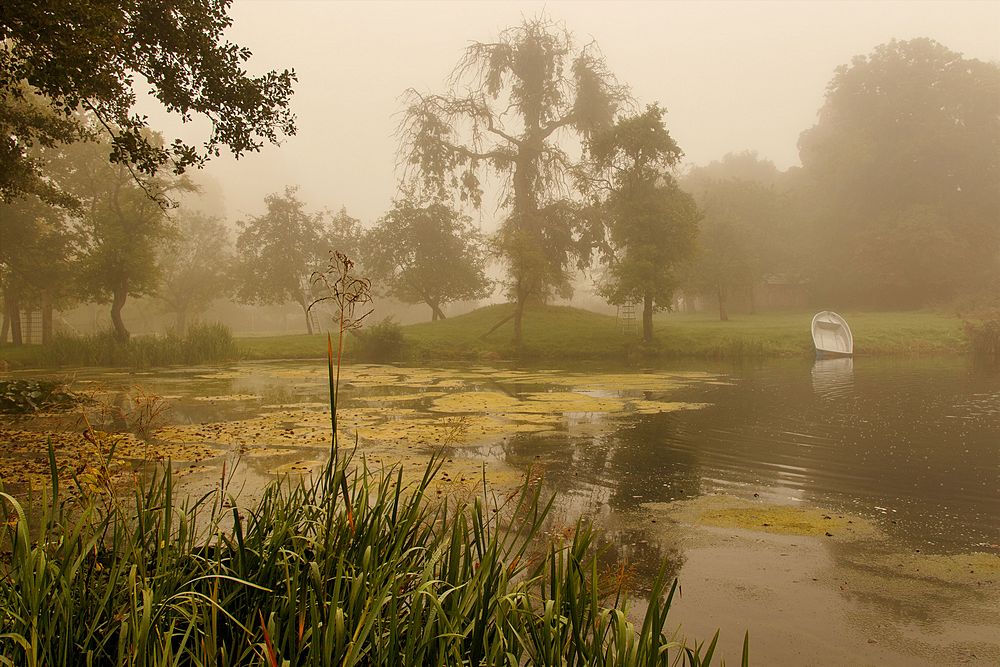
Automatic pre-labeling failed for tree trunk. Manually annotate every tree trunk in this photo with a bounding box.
[717,285,729,322]
[176,308,189,335]
[8,291,22,345]
[481,310,515,339]
[300,299,314,335]
[513,297,525,347]
[110,280,130,343]
[748,285,757,315]
[642,293,654,343]
[41,291,53,345]
[0,294,9,344]
[428,300,447,322]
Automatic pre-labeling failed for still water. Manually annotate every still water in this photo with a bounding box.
[9,356,998,663]
[59,356,999,553]
[500,357,999,554]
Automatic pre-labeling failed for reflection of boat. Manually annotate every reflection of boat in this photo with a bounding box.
[811,356,854,397]
[811,311,853,358]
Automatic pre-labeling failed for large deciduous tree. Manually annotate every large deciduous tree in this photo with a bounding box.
[157,213,232,333]
[234,187,360,334]
[797,38,1000,307]
[0,194,78,344]
[0,0,296,198]
[366,197,491,321]
[71,135,193,343]
[400,17,628,344]
[681,155,790,320]
[587,105,699,341]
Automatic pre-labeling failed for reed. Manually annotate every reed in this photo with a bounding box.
[7,323,242,369]
[0,256,743,665]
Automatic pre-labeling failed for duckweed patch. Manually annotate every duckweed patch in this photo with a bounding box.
[651,494,880,539]
[0,426,222,491]
[850,549,1000,587]
[191,393,261,402]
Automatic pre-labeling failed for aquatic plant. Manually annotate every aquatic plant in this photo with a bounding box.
[963,313,1000,364]
[0,379,81,414]
[351,317,405,362]
[18,323,242,369]
[0,255,744,665]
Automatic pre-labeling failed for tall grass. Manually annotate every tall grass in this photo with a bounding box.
[963,315,1000,365]
[1,276,743,664]
[26,323,242,369]
[1,451,739,665]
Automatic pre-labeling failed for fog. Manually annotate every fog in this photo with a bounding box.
[143,0,1000,224]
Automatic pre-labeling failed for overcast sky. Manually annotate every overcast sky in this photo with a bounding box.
[147,0,1000,225]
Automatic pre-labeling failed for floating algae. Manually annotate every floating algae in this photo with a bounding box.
[649,494,880,539]
[192,394,260,402]
[0,426,223,491]
[429,391,523,414]
[842,549,1000,587]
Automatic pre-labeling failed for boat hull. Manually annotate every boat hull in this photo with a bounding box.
[811,311,854,357]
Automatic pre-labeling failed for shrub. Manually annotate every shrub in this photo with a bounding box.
[963,313,1000,364]
[351,317,405,362]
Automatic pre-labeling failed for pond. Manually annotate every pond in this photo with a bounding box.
[2,357,998,664]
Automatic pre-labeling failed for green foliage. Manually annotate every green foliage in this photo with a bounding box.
[588,106,699,341]
[0,0,296,182]
[351,317,405,362]
[156,212,233,332]
[234,187,361,334]
[67,131,194,342]
[963,314,1000,364]
[0,378,80,414]
[27,323,241,368]
[0,193,79,345]
[681,174,788,321]
[0,87,83,204]
[366,196,491,321]
[797,38,1000,307]
[0,421,732,666]
[400,16,629,341]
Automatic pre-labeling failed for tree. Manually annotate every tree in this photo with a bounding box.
[797,38,1000,307]
[681,172,789,321]
[0,88,83,205]
[234,187,361,334]
[682,151,783,193]
[0,0,296,199]
[71,135,193,342]
[587,105,699,342]
[400,17,628,344]
[157,212,232,332]
[366,197,491,321]
[0,194,78,344]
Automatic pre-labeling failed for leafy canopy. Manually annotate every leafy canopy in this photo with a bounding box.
[234,187,361,320]
[797,38,1000,306]
[0,0,296,198]
[400,17,629,337]
[588,106,697,308]
[366,197,491,319]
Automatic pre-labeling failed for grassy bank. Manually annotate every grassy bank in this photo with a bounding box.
[0,323,242,370]
[240,305,966,363]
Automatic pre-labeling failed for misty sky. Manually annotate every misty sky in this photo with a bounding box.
[146,0,1000,226]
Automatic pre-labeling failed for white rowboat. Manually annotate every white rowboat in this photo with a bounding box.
[811,311,853,357]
